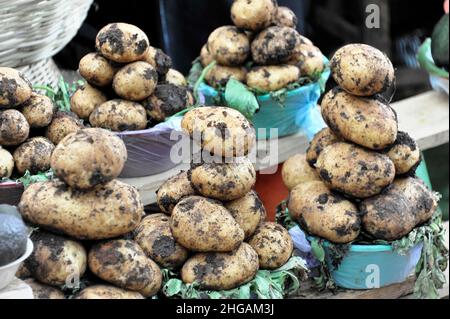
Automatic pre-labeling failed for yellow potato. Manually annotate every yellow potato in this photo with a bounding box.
[282,154,321,190]
[273,6,298,28]
[164,69,187,87]
[156,171,196,215]
[385,131,421,176]
[70,84,107,120]
[205,64,247,89]
[207,26,250,66]
[0,67,32,108]
[113,62,158,101]
[0,148,14,179]
[287,44,325,79]
[247,65,300,92]
[75,285,144,299]
[231,0,277,31]
[200,45,214,67]
[142,46,172,76]
[79,53,118,87]
[13,137,55,175]
[306,128,342,166]
[21,93,55,128]
[45,111,84,145]
[0,109,30,146]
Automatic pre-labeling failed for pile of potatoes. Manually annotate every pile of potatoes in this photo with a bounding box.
[283,44,438,243]
[71,23,193,131]
[200,0,325,92]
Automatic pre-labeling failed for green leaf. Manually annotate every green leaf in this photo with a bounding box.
[17,169,54,188]
[224,78,260,119]
[311,239,326,263]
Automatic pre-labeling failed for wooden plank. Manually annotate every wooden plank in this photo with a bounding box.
[0,278,33,299]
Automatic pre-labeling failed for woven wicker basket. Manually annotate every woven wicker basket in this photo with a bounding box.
[17,58,61,87]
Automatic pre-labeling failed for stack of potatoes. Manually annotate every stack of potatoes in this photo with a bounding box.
[200,0,325,92]
[283,44,438,244]
[71,23,193,132]
[149,106,294,292]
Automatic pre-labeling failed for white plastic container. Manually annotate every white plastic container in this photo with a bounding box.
[0,239,33,291]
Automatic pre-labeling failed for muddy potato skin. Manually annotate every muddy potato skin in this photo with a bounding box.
[205,64,247,89]
[331,44,395,96]
[89,240,162,297]
[385,131,421,176]
[13,137,55,175]
[134,214,189,268]
[164,69,187,87]
[231,0,277,31]
[79,53,117,87]
[0,109,30,146]
[273,6,298,28]
[24,279,65,299]
[142,84,187,122]
[21,93,55,128]
[306,128,342,166]
[75,285,145,299]
[282,154,321,190]
[321,89,398,150]
[225,190,266,239]
[113,62,158,101]
[288,44,325,78]
[96,23,149,63]
[207,26,250,66]
[361,177,438,241]
[0,67,32,108]
[45,111,84,145]
[70,84,107,120]
[171,196,245,252]
[247,65,300,92]
[288,181,361,243]
[181,243,259,290]
[200,45,214,67]
[24,231,87,287]
[156,171,196,215]
[0,148,14,178]
[142,46,172,76]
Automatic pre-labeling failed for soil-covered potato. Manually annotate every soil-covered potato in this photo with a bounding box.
[142,46,172,76]
[90,99,147,132]
[316,142,396,199]
[0,109,30,146]
[331,43,395,96]
[282,154,320,190]
[299,35,314,46]
[75,285,145,299]
[321,89,398,150]
[24,279,65,299]
[24,231,87,287]
[0,67,32,108]
[273,6,298,28]
[200,45,214,67]
[51,128,127,189]
[142,84,187,122]
[113,62,158,101]
[181,106,256,157]
[181,243,259,290]
[164,69,188,87]
[251,26,301,65]
[0,147,14,179]
[13,137,55,175]
[287,44,325,78]
[207,26,250,66]
[189,158,256,201]
[246,65,300,91]
[88,240,162,297]
[171,196,245,252]
[248,222,293,269]
[156,171,196,215]
[134,214,189,268]
[288,181,360,243]
[231,0,277,31]
[306,128,342,166]
[361,177,438,241]
[384,131,421,176]
[96,23,149,63]
[225,190,266,239]
[205,64,247,89]
[21,93,55,128]
[19,179,143,240]
[45,111,84,145]
[79,53,118,87]
[70,84,107,120]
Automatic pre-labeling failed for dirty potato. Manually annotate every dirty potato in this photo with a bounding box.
[384,131,421,176]
[113,62,158,101]
[0,67,32,108]
[247,65,300,92]
[0,109,30,146]
[200,45,214,67]
[79,53,118,87]
[142,84,187,122]
[142,46,172,76]
[287,44,325,79]
[0,148,14,179]
[45,111,84,145]
[156,171,196,215]
[164,69,188,87]
[70,84,107,120]
[205,64,247,88]
[21,93,55,128]
[75,285,145,299]
[231,0,277,31]
[24,279,65,299]
[306,128,342,166]
[13,137,55,175]
[282,154,321,191]
[273,6,298,28]
[207,26,250,66]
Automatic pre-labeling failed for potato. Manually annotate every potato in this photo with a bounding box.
[361,177,438,241]
[251,26,301,65]
[19,179,143,240]
[330,43,395,96]
[142,46,172,76]
[287,44,325,78]
[306,128,342,166]
[288,181,360,243]
[385,131,421,176]
[225,190,266,239]
[165,69,188,87]
[181,106,256,157]
[189,158,256,201]
[45,111,84,145]
[13,137,55,175]
[24,279,65,299]
[24,231,87,287]
[273,6,298,28]
[88,240,162,297]
[75,285,144,299]
[112,62,158,101]
[205,64,247,89]
[231,0,277,31]
[207,26,250,66]
[156,171,196,215]
[21,93,55,128]
[70,84,107,120]
[142,84,188,122]
[200,45,214,67]
[282,154,321,190]
[79,53,118,87]
[96,23,149,63]
[246,65,300,92]
[171,196,245,252]
[299,35,314,46]
[321,89,398,150]
[0,67,32,108]
[90,99,148,132]
[316,142,396,198]
[51,128,127,189]
[181,243,259,290]
[134,214,189,269]
[0,109,30,146]
[0,147,14,179]
[248,222,293,269]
